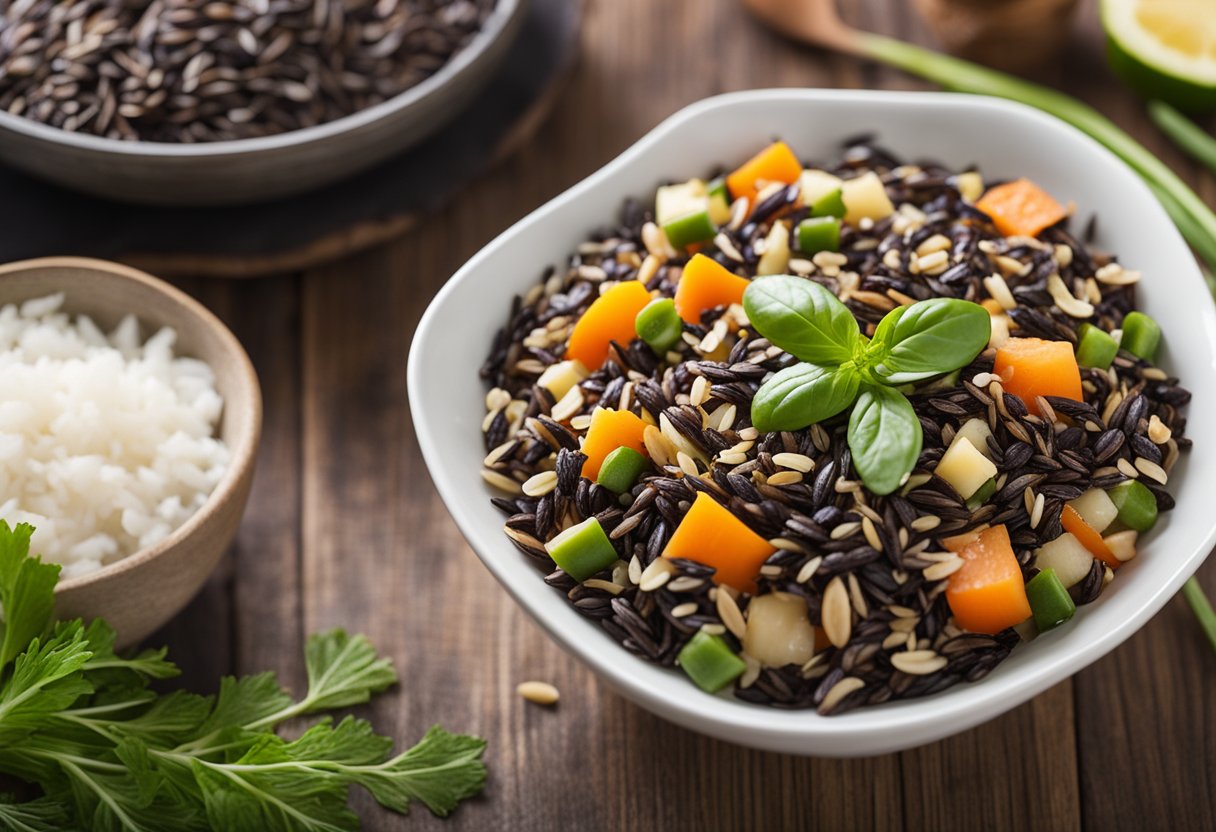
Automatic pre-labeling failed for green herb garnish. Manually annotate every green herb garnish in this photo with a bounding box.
[0,521,486,830]
[742,276,990,494]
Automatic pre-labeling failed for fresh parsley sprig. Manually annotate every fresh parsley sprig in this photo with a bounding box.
[742,276,990,494]
[0,521,487,831]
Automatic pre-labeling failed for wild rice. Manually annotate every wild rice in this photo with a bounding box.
[0,0,496,142]
[517,681,560,706]
[479,139,1189,715]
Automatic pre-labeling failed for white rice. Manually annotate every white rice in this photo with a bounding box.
[0,293,229,578]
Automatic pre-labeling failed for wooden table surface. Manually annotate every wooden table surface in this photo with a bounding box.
[152,0,1216,829]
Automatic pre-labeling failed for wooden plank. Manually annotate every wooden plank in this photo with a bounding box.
[900,684,1081,832]
[1075,573,1216,832]
[218,276,307,685]
[147,275,307,693]
[143,570,233,695]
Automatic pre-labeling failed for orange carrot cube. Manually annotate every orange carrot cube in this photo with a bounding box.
[673,253,751,324]
[946,524,1032,634]
[993,337,1083,415]
[976,178,1068,238]
[726,141,803,205]
[663,492,776,593]
[580,408,648,480]
[565,280,653,371]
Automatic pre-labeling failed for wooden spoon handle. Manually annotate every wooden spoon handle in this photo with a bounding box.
[741,0,866,56]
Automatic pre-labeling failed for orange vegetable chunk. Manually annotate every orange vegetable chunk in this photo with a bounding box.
[946,524,1032,634]
[663,492,776,593]
[976,178,1068,238]
[565,280,652,370]
[726,141,803,204]
[674,253,751,324]
[1061,505,1120,570]
[580,408,648,480]
[993,337,1082,415]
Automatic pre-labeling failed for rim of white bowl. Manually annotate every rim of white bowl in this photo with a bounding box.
[0,0,521,158]
[409,88,1216,752]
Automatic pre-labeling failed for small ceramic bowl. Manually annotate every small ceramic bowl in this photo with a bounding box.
[0,0,523,206]
[409,89,1216,756]
[0,257,262,647]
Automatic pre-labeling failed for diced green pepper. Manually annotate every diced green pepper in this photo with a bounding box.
[597,446,649,493]
[677,631,746,693]
[1026,568,1076,632]
[1108,480,1159,533]
[708,177,730,204]
[635,298,683,354]
[809,187,846,219]
[1075,323,1119,370]
[544,517,618,582]
[1120,311,1162,361]
[795,216,841,254]
[662,211,717,250]
[965,477,998,510]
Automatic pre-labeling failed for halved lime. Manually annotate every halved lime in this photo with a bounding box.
[1102,0,1216,112]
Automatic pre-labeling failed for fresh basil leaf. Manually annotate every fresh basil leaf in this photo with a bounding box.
[750,363,860,432]
[868,304,908,353]
[743,276,859,365]
[847,385,923,496]
[871,298,990,384]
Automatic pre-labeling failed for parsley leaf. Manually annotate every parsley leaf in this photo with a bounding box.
[0,522,60,667]
[0,524,487,829]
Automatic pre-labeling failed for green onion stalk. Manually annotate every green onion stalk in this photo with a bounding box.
[1149,100,1216,177]
[1183,579,1216,654]
[848,33,1216,649]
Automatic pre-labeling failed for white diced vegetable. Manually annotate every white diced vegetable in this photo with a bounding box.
[956,171,984,202]
[1067,489,1119,534]
[656,179,708,226]
[1034,532,1093,588]
[537,360,588,400]
[989,313,1011,349]
[756,221,791,276]
[1103,529,1138,563]
[954,419,995,460]
[841,171,895,226]
[1012,618,1038,643]
[743,591,815,668]
[799,169,843,207]
[935,436,998,499]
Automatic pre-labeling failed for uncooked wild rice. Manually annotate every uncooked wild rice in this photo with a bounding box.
[479,137,1190,715]
[0,0,495,142]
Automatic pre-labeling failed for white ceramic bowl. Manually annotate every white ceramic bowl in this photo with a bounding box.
[408,89,1216,756]
[0,0,523,206]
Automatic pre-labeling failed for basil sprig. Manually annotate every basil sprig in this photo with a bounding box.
[743,275,990,495]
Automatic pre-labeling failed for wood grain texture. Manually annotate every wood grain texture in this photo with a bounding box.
[152,0,1216,829]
